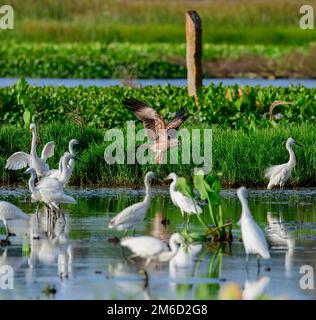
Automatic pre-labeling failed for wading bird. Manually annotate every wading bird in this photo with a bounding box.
[265,138,302,190]
[108,172,156,233]
[5,123,54,177]
[48,139,79,185]
[121,232,183,267]
[237,187,270,272]
[45,152,76,186]
[123,98,186,164]
[165,173,202,227]
[0,201,30,240]
[25,168,76,222]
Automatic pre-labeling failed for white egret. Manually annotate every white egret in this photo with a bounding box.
[48,139,79,185]
[108,172,155,233]
[42,152,74,186]
[169,243,202,280]
[237,187,270,271]
[0,201,30,239]
[166,173,202,216]
[25,168,76,221]
[5,123,54,177]
[121,232,183,267]
[265,137,302,190]
[170,243,202,269]
[165,173,202,229]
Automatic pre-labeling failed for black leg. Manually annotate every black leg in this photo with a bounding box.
[245,254,249,274]
[257,255,261,277]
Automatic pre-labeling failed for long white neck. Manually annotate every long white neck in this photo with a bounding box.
[69,142,75,156]
[170,178,177,195]
[28,172,38,194]
[239,194,252,220]
[30,129,38,157]
[68,143,75,168]
[58,157,63,174]
[59,156,71,184]
[286,143,296,168]
[169,237,180,256]
[143,176,152,206]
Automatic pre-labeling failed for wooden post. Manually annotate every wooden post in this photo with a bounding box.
[186,10,202,100]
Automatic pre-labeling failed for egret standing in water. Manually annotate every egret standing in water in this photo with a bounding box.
[265,138,302,190]
[108,172,156,233]
[25,168,76,222]
[0,201,30,240]
[121,233,183,267]
[165,173,202,229]
[237,187,270,272]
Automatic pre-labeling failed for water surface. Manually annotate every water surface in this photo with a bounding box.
[0,187,316,300]
[1,78,316,88]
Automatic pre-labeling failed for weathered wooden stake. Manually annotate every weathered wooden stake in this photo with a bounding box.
[186,10,202,100]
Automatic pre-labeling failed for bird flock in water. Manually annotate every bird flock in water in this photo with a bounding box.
[0,98,303,279]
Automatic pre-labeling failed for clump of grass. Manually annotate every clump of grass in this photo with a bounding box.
[2,0,314,44]
[0,122,315,187]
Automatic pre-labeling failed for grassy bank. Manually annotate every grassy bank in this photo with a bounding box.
[1,81,316,129]
[0,42,315,78]
[2,0,315,44]
[1,122,315,187]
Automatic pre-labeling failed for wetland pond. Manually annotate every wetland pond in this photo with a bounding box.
[0,187,316,300]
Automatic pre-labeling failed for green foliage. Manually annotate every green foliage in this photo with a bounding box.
[1,81,316,129]
[0,42,313,78]
[14,78,33,129]
[177,172,230,241]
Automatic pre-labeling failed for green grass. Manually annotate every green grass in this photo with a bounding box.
[0,42,315,78]
[1,0,316,44]
[1,122,315,187]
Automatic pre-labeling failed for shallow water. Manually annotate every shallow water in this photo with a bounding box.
[0,187,316,300]
[1,78,316,88]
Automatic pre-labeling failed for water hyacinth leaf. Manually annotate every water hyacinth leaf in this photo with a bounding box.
[15,77,28,92]
[176,177,194,199]
[193,174,209,200]
[23,109,31,129]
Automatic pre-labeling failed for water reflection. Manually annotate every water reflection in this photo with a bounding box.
[150,212,171,241]
[266,212,295,276]
[28,215,72,279]
[242,276,270,300]
[169,243,202,274]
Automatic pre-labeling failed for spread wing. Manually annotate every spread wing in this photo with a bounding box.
[166,107,186,131]
[41,141,55,161]
[166,107,187,139]
[5,152,31,170]
[123,98,166,142]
